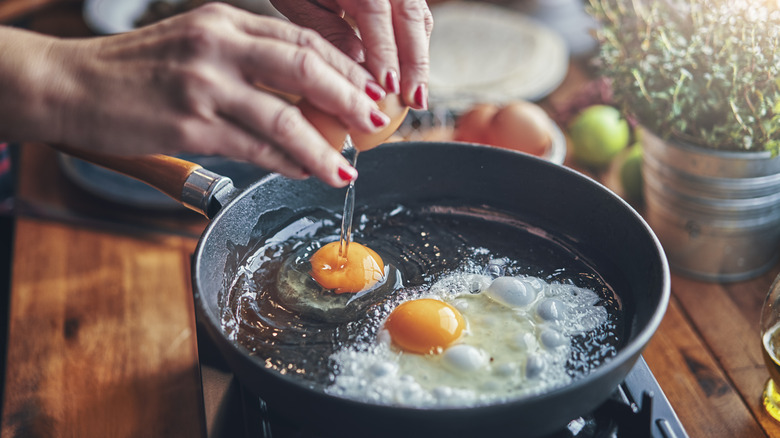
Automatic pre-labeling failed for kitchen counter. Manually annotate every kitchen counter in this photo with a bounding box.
[2,2,780,437]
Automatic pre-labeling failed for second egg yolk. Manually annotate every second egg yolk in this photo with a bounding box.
[384,299,465,355]
[309,241,384,294]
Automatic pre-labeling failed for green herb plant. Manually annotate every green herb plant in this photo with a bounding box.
[589,0,780,153]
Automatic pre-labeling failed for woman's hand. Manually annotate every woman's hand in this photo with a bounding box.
[1,4,394,187]
[270,0,433,110]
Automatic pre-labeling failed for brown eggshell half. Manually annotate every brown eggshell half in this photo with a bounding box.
[296,99,349,150]
[297,95,409,152]
[350,94,409,151]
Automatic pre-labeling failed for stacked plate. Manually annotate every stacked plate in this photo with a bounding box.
[428,1,568,111]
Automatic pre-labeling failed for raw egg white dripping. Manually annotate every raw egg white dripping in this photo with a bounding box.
[326,271,609,407]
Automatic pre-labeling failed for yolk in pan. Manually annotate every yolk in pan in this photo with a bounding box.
[309,241,384,294]
[384,298,465,354]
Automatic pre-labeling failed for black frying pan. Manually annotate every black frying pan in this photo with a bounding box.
[60,141,670,438]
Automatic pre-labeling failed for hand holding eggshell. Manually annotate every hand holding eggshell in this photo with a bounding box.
[297,94,409,153]
[350,94,410,151]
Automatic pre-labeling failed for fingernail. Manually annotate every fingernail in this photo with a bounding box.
[384,70,400,94]
[370,108,390,128]
[365,80,386,101]
[338,165,358,182]
[414,83,428,110]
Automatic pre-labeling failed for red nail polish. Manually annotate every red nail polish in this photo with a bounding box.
[414,83,428,110]
[365,80,386,101]
[338,165,358,182]
[370,109,389,128]
[385,70,400,94]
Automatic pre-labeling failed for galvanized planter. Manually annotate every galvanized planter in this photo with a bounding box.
[642,128,780,282]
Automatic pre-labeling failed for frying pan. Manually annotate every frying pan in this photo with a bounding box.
[60,141,670,437]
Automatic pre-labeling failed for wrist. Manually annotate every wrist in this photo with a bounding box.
[0,27,82,145]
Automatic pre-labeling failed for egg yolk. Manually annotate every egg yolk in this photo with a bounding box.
[384,299,465,355]
[309,241,384,294]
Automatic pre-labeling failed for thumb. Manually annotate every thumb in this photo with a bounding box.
[271,0,365,61]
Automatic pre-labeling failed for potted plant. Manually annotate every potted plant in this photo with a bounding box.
[588,0,780,282]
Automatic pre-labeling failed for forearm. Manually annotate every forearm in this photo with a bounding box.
[0,26,74,144]
[0,4,379,187]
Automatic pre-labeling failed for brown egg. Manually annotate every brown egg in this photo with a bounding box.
[453,103,499,144]
[297,94,409,152]
[421,126,455,142]
[485,101,552,157]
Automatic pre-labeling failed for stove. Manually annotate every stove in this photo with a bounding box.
[196,325,688,438]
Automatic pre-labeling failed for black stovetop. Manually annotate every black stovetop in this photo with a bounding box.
[196,325,688,438]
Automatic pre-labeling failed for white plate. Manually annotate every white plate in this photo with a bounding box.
[83,0,152,34]
[83,0,281,34]
[428,2,569,111]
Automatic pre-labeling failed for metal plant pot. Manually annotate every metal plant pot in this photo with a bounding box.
[642,128,780,282]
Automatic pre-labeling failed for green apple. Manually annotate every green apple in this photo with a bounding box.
[568,105,631,167]
[620,143,643,201]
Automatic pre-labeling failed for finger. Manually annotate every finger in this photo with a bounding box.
[211,122,311,181]
[390,0,432,109]
[161,5,386,132]
[269,0,366,62]
[235,36,387,134]
[217,85,358,188]
[167,102,312,180]
[336,0,401,94]
[227,7,370,87]
[223,134,312,181]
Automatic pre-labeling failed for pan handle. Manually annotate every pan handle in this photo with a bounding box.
[53,144,236,219]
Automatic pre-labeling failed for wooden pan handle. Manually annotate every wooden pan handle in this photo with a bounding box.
[53,144,202,203]
[0,0,78,24]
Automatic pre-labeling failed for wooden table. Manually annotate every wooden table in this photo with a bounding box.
[3,3,780,437]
